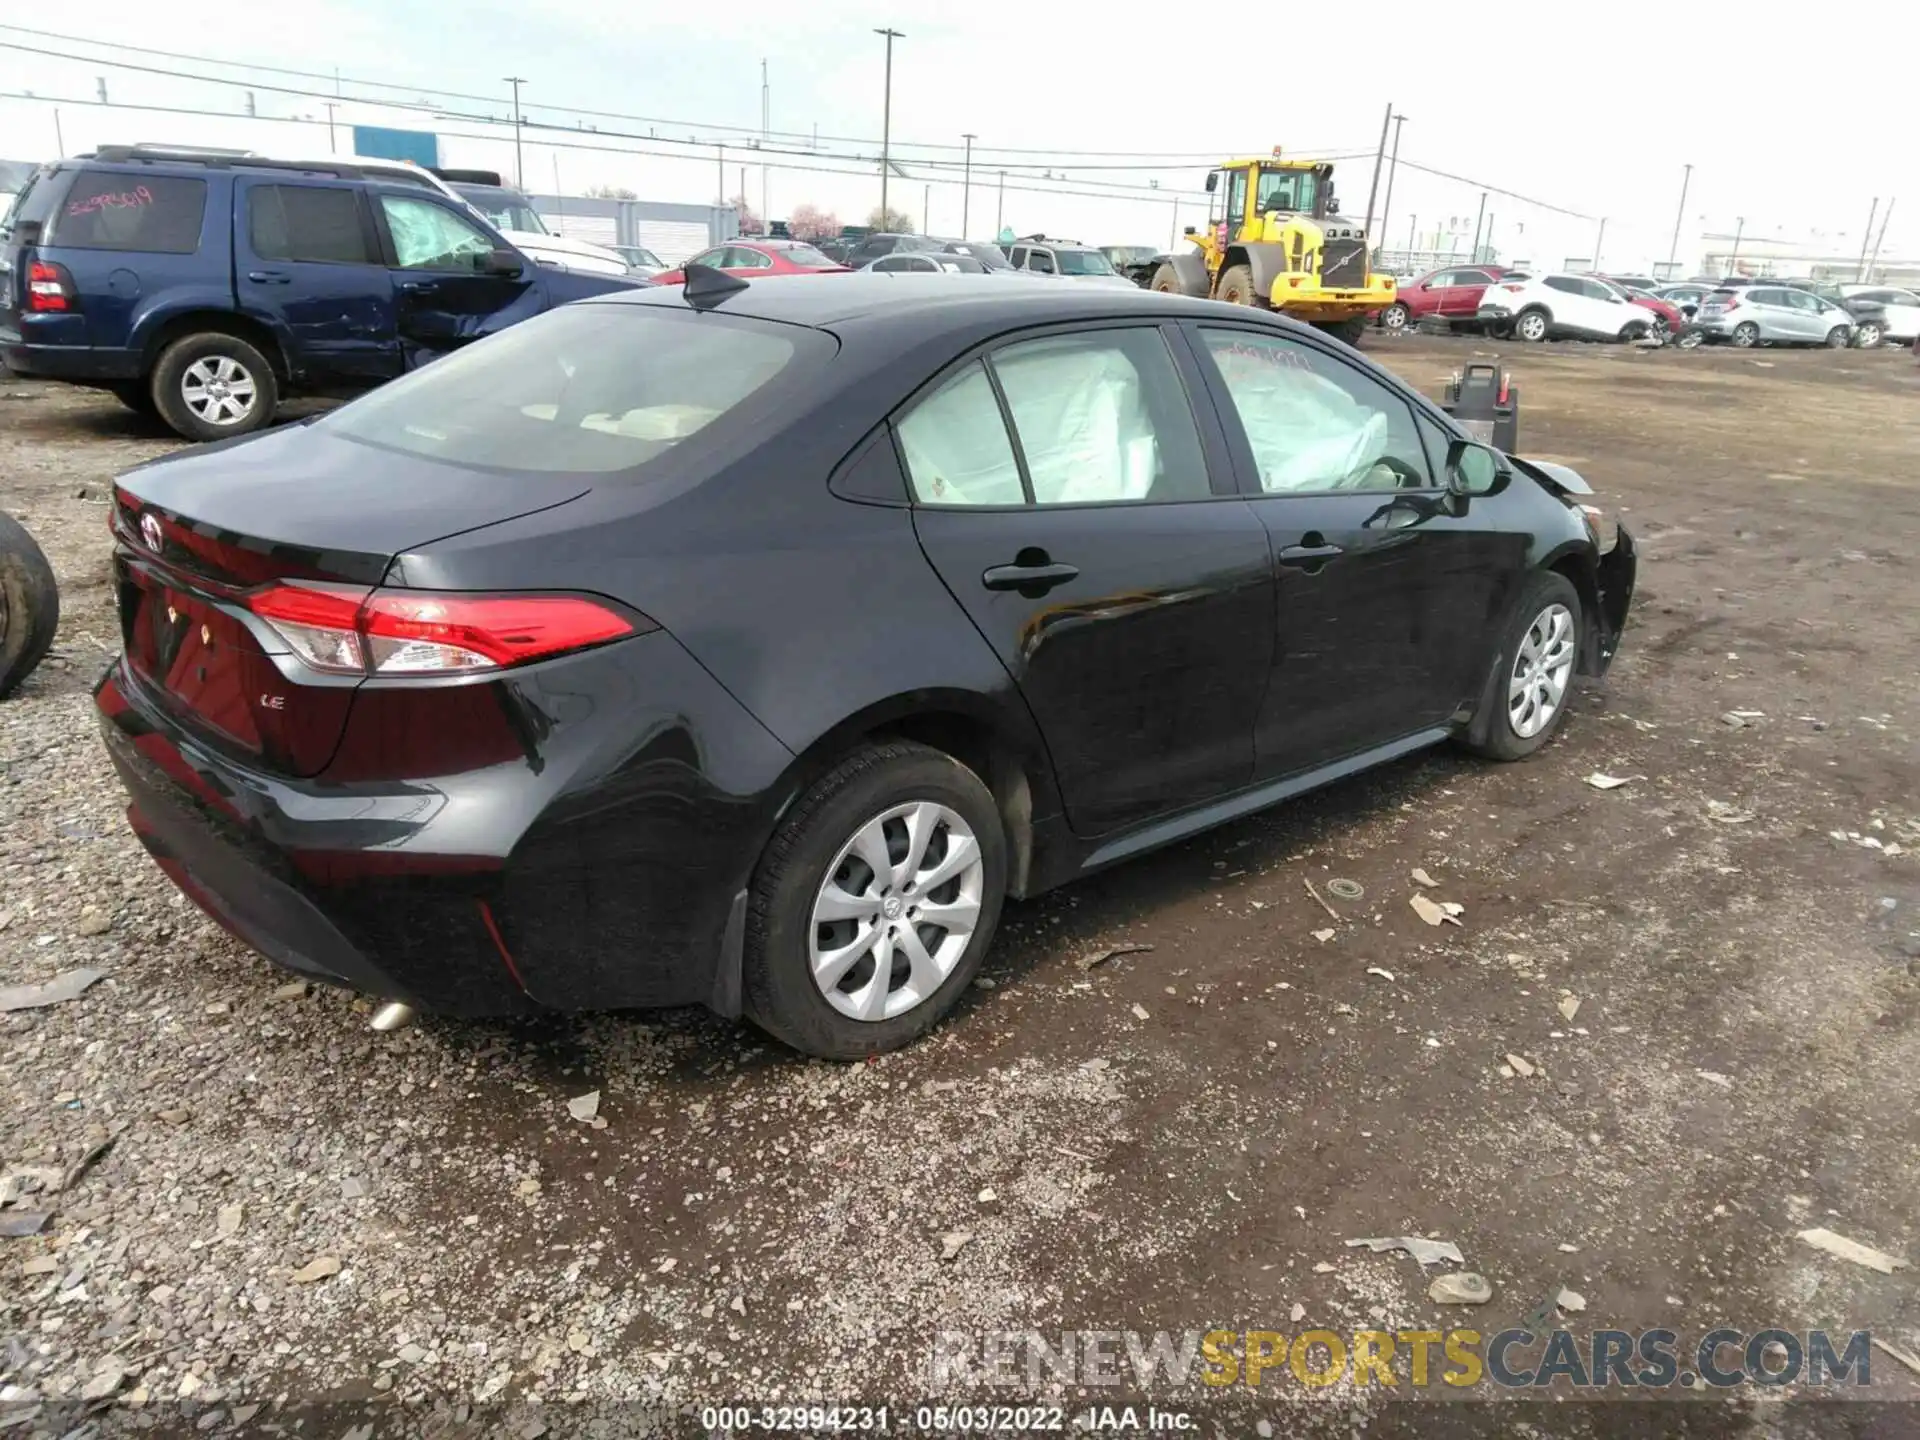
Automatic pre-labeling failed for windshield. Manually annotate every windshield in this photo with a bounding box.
[620,246,662,267]
[452,185,549,235]
[323,303,821,474]
[1103,246,1157,265]
[778,242,837,268]
[1054,249,1116,276]
[1255,167,1318,214]
[948,241,1012,269]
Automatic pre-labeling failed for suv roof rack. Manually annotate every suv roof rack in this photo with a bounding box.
[430,167,508,186]
[83,145,420,183]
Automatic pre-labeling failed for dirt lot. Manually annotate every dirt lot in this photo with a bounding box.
[2,337,1918,1437]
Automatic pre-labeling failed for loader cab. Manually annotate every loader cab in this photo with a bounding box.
[1209,160,1336,238]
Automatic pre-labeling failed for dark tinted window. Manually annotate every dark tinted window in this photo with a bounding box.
[776,242,836,267]
[52,172,206,253]
[1544,276,1583,295]
[325,304,816,474]
[248,185,372,265]
[1,165,60,238]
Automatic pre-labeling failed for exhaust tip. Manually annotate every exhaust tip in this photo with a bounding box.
[369,1001,416,1033]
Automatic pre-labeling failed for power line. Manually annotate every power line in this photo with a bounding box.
[0,88,1226,210]
[1387,157,1590,221]
[0,23,1316,163]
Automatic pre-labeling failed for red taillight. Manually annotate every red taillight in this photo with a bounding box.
[245,583,642,677]
[1500,282,1526,293]
[27,260,75,313]
[1497,373,1510,405]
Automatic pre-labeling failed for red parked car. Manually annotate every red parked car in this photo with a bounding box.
[1379,265,1513,333]
[649,239,850,286]
[1620,288,1684,341]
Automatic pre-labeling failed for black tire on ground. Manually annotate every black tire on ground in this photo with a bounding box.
[1379,302,1410,332]
[150,332,280,443]
[1730,322,1760,348]
[1513,308,1551,343]
[743,740,1008,1060]
[1315,315,1368,347]
[1853,321,1883,349]
[0,509,60,702]
[1461,570,1585,762]
[1149,263,1184,294]
[1825,325,1851,349]
[1216,264,1260,307]
[109,381,159,417]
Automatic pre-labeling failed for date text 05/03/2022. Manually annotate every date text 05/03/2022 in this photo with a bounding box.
[698,1405,1195,1432]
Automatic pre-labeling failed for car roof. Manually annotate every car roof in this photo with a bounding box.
[596,271,1228,330]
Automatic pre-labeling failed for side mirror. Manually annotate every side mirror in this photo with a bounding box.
[483,248,525,277]
[1445,439,1505,499]
[1205,172,1220,193]
[1182,226,1196,236]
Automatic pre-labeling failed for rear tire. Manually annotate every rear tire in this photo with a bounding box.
[1462,571,1584,761]
[1149,263,1185,295]
[1852,321,1883,349]
[1730,321,1760,348]
[1316,316,1367,347]
[1379,302,1410,332]
[151,332,279,442]
[1514,308,1551,342]
[744,741,1007,1060]
[1216,264,1261,307]
[0,510,60,702]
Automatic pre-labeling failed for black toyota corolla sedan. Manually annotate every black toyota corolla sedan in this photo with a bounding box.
[97,270,1635,1059]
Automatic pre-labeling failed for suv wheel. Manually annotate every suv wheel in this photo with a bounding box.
[744,741,1006,1059]
[152,333,279,442]
[1514,309,1551,342]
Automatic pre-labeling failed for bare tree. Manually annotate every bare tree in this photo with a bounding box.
[729,194,764,236]
[582,184,638,200]
[788,204,841,242]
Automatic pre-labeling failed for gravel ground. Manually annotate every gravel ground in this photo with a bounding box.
[2,341,1918,1438]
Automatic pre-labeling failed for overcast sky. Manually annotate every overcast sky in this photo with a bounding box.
[2,2,1913,272]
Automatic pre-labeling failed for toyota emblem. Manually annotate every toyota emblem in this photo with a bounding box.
[140,513,164,552]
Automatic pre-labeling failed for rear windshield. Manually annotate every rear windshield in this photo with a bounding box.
[323,302,821,474]
[1054,249,1116,276]
[51,171,207,253]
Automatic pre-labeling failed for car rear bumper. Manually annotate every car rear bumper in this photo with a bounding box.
[0,339,140,382]
[95,631,796,1019]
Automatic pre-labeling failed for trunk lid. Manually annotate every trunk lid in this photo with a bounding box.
[112,422,587,777]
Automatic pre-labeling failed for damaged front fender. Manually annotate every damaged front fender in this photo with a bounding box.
[1590,524,1636,676]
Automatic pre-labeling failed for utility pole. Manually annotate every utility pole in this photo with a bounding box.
[1593,217,1607,270]
[1728,216,1745,275]
[1856,197,1879,280]
[717,143,726,218]
[323,101,339,155]
[52,108,64,157]
[961,132,977,237]
[1170,199,1179,251]
[997,171,1005,234]
[924,184,931,234]
[503,76,527,188]
[1469,192,1487,264]
[875,28,903,225]
[761,60,770,233]
[1377,112,1406,248]
[740,166,747,230]
[1667,162,1692,274]
[1362,101,1392,238]
[1865,198,1896,281]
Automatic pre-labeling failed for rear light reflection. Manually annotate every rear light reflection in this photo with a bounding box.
[245,583,644,678]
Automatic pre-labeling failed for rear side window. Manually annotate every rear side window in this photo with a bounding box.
[324,303,817,474]
[1,166,60,238]
[52,172,206,253]
[248,185,373,265]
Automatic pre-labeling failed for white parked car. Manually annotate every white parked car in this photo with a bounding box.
[1838,284,1920,343]
[1476,272,1657,343]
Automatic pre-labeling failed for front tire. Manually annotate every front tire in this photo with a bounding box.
[744,741,1007,1059]
[1825,325,1851,349]
[0,510,60,702]
[1514,308,1551,343]
[1216,264,1261,307]
[1462,572,1583,761]
[1379,302,1410,332]
[151,332,279,442]
[1150,263,1186,295]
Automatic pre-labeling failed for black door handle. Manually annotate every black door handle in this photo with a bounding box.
[246,271,290,284]
[982,559,1079,595]
[1277,543,1344,567]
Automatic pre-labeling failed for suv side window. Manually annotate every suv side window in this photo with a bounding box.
[1028,249,1057,274]
[1008,245,1029,268]
[52,172,206,254]
[249,184,373,265]
[1197,327,1433,494]
[1543,276,1582,296]
[379,195,497,271]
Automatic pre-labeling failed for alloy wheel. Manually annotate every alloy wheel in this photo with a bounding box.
[1517,312,1548,342]
[1508,603,1575,740]
[1731,323,1759,348]
[180,356,259,427]
[809,801,985,1022]
[1381,304,1409,332]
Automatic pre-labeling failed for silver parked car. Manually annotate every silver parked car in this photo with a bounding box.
[1693,285,1855,348]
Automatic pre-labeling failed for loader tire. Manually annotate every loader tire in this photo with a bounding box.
[1217,264,1262,307]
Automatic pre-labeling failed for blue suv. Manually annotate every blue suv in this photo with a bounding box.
[0,146,646,440]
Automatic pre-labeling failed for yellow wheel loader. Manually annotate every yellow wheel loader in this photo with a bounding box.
[1150,150,1396,344]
